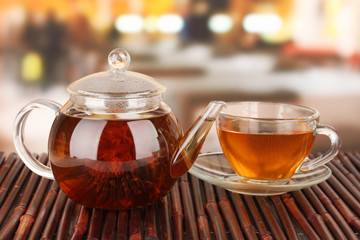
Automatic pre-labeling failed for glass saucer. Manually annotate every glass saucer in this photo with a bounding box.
[188,152,331,196]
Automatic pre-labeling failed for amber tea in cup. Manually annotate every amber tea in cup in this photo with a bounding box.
[217,102,340,184]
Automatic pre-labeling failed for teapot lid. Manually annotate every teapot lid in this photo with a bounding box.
[68,48,166,99]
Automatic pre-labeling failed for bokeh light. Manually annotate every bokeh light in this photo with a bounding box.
[208,14,233,34]
[243,14,282,33]
[144,15,158,33]
[157,14,184,34]
[115,14,143,33]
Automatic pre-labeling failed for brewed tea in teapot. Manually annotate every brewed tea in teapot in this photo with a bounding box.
[49,109,181,209]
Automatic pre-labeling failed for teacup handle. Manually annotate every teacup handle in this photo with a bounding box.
[13,99,61,180]
[300,124,341,172]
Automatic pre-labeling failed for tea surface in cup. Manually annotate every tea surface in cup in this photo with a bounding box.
[218,128,315,182]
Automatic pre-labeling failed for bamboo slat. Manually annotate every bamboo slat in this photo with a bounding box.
[311,185,359,240]
[0,154,42,228]
[28,181,59,240]
[302,187,350,240]
[331,158,360,191]
[203,181,227,240]
[327,161,360,200]
[216,186,244,240]
[0,152,6,169]
[346,152,360,171]
[128,208,142,240]
[282,193,321,240]
[41,190,68,239]
[70,205,90,240]
[171,181,184,240]
[102,210,117,240]
[229,193,258,240]
[86,208,103,240]
[244,195,273,240]
[179,174,199,240]
[256,196,287,240]
[158,196,172,240]
[270,195,298,240]
[144,205,158,240]
[291,190,334,240]
[56,198,76,240]
[0,153,17,184]
[338,152,360,181]
[0,158,24,206]
[14,177,50,240]
[117,210,129,240]
[189,174,211,240]
[0,155,45,239]
[318,181,360,231]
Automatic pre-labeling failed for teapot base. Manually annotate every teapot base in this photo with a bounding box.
[52,157,176,210]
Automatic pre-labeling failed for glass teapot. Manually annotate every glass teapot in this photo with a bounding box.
[13,48,225,210]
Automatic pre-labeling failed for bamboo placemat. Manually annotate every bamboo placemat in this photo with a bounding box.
[0,151,359,240]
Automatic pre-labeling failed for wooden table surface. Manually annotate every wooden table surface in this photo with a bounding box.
[0,151,359,240]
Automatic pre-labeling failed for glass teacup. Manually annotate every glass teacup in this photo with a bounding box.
[216,102,340,184]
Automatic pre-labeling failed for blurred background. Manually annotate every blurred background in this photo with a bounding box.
[1,0,360,154]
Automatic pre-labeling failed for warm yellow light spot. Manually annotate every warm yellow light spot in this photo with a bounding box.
[21,52,43,83]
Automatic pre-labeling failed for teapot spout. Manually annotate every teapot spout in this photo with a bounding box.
[170,101,226,178]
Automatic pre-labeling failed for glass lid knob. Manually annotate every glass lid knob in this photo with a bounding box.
[108,48,131,72]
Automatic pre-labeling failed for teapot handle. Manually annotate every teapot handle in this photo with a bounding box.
[13,99,61,180]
